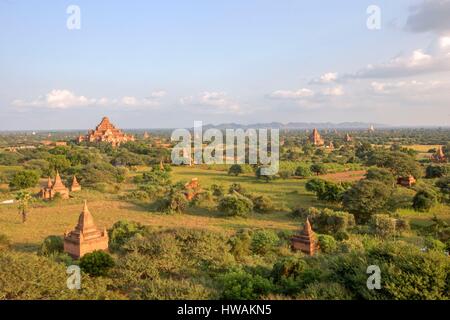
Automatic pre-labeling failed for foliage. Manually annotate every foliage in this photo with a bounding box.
[412,188,438,212]
[251,230,279,255]
[79,251,115,277]
[251,195,275,213]
[228,164,244,176]
[342,180,393,223]
[9,170,39,190]
[425,165,448,179]
[317,234,338,254]
[219,269,274,300]
[310,163,327,176]
[295,165,312,178]
[38,236,64,256]
[369,214,397,238]
[218,194,254,217]
[108,220,148,251]
[365,167,395,185]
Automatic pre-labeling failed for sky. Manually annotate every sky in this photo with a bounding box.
[0,0,449,130]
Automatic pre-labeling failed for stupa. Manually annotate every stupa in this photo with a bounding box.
[291,218,319,256]
[70,175,81,192]
[309,128,324,146]
[63,201,109,259]
[40,171,70,200]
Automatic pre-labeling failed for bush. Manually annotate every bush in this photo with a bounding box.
[38,236,64,256]
[310,163,327,176]
[317,234,337,254]
[228,229,253,259]
[278,170,292,179]
[365,168,395,185]
[425,165,448,179]
[210,184,225,197]
[79,251,115,277]
[228,164,243,176]
[218,194,253,217]
[301,207,355,235]
[412,189,438,212]
[251,230,279,255]
[158,190,189,214]
[219,269,274,300]
[369,214,397,238]
[9,170,40,190]
[424,237,446,252]
[252,195,274,213]
[295,166,312,178]
[108,220,147,251]
[228,183,246,195]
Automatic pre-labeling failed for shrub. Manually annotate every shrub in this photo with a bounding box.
[9,170,40,190]
[278,170,292,179]
[228,229,253,259]
[228,183,246,195]
[295,166,312,178]
[79,251,115,277]
[158,190,188,214]
[210,184,225,197]
[218,194,253,217]
[317,234,337,254]
[310,163,327,176]
[38,236,64,256]
[252,195,274,213]
[425,165,448,179]
[108,220,147,251]
[424,237,446,252]
[412,189,438,212]
[369,214,397,238]
[365,167,395,185]
[251,230,279,255]
[303,207,355,235]
[228,164,243,176]
[219,269,274,300]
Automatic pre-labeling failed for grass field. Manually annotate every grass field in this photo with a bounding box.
[1,165,449,252]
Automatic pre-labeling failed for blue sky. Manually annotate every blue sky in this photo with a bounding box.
[0,0,449,129]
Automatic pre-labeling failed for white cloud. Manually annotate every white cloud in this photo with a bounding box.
[12,89,166,109]
[268,88,314,100]
[321,86,344,96]
[310,72,338,84]
[180,91,241,113]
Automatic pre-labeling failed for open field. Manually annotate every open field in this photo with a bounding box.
[2,165,449,253]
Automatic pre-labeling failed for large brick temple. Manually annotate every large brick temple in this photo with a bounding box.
[309,128,324,146]
[76,116,135,147]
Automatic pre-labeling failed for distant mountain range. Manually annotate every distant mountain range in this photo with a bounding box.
[200,122,386,130]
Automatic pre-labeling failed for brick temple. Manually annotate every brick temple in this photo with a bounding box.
[70,175,81,192]
[309,128,324,146]
[64,201,109,259]
[40,171,70,200]
[431,146,446,163]
[291,218,319,256]
[76,116,135,147]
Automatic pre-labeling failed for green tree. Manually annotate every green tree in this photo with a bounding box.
[9,170,39,190]
[425,165,448,179]
[15,191,34,223]
[365,167,395,186]
[228,164,243,176]
[342,180,392,223]
[412,189,438,212]
[295,166,312,178]
[79,250,115,277]
[310,163,327,176]
[218,194,253,217]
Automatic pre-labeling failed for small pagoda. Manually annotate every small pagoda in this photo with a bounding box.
[309,128,324,146]
[64,201,109,259]
[70,175,81,192]
[345,133,353,142]
[291,218,319,256]
[40,171,69,200]
[431,146,446,163]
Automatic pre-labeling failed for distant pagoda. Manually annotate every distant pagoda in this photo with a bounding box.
[345,133,353,142]
[431,146,446,163]
[70,175,81,192]
[64,201,109,259]
[40,171,70,200]
[291,218,319,256]
[309,128,324,146]
[77,116,135,147]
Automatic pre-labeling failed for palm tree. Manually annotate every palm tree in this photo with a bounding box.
[15,191,34,223]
